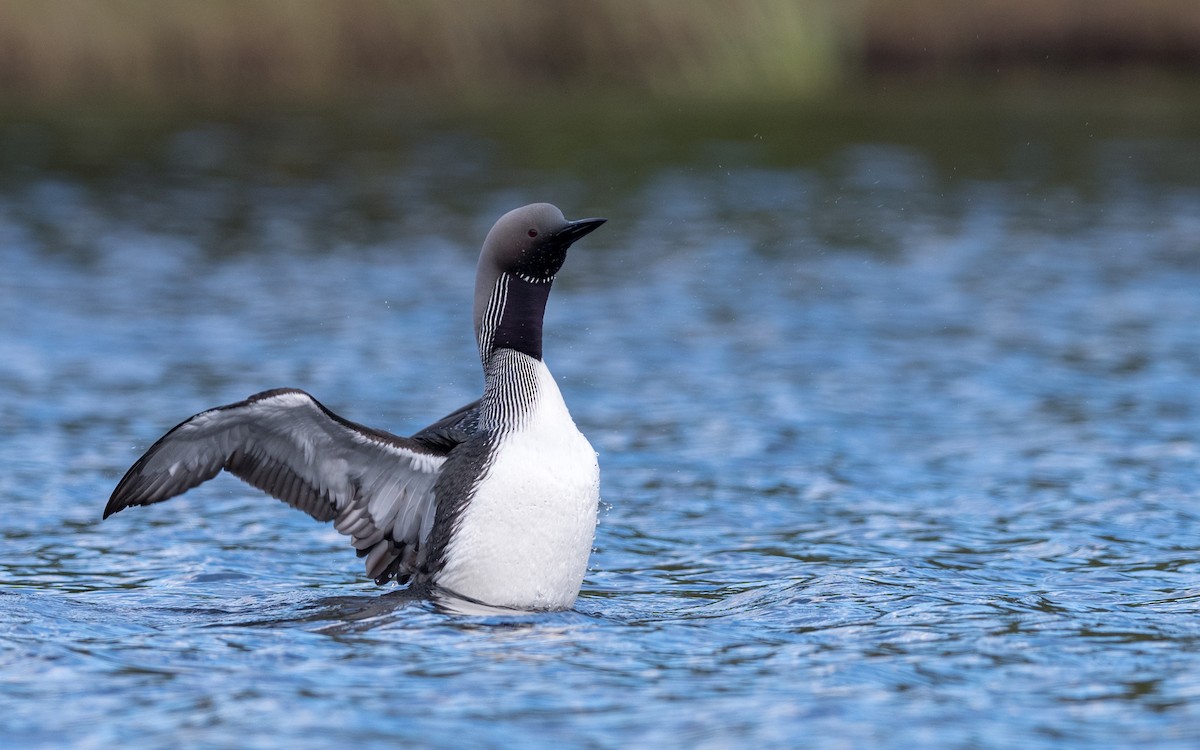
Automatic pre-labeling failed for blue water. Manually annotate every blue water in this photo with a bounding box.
[2,116,1200,748]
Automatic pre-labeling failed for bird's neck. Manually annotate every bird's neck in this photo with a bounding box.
[479,347,543,430]
[475,272,552,363]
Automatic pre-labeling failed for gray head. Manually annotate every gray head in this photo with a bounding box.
[473,203,606,362]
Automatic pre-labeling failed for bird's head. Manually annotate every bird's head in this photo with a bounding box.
[473,203,606,362]
[481,203,606,283]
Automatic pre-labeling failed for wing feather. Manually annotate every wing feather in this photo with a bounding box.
[105,388,452,584]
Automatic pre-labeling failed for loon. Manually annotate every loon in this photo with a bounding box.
[104,203,607,611]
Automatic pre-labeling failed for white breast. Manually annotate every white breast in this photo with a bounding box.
[435,360,600,610]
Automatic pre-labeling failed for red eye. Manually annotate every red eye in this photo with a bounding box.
[527,228,538,238]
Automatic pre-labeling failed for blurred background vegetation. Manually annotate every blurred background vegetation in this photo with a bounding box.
[1,0,1197,111]
[0,0,1197,177]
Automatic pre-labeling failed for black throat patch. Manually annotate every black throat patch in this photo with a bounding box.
[491,274,553,361]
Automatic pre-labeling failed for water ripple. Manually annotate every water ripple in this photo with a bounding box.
[2,126,1199,748]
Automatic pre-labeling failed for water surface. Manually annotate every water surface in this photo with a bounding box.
[2,98,1200,748]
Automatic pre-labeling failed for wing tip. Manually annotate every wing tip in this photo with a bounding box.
[103,470,135,519]
[102,497,130,520]
[103,482,137,519]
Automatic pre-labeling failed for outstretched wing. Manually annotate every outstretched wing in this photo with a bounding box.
[105,388,449,584]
